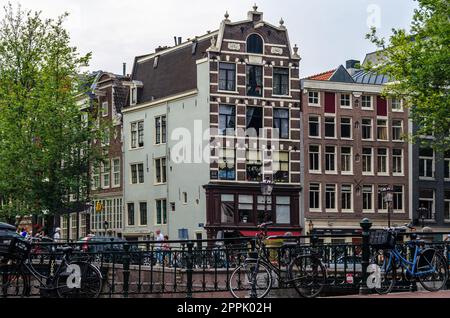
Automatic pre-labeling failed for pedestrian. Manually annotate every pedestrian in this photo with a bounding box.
[162,235,171,266]
[155,229,164,264]
[53,227,61,243]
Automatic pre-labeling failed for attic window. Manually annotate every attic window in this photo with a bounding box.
[247,34,263,54]
[191,41,198,55]
[131,87,137,106]
[153,56,159,69]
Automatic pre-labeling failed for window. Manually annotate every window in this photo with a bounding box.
[246,150,262,181]
[325,184,337,211]
[393,186,403,211]
[363,185,374,211]
[257,195,272,224]
[325,146,336,173]
[127,203,135,226]
[308,92,319,105]
[340,94,351,108]
[219,148,235,180]
[102,160,110,188]
[377,148,388,175]
[246,65,263,97]
[393,149,403,174]
[340,117,352,139]
[156,199,167,225]
[325,117,336,138]
[309,115,320,137]
[219,105,235,135]
[444,191,450,220]
[92,164,100,190]
[341,185,353,212]
[246,106,262,136]
[131,87,137,106]
[419,148,434,178]
[419,189,435,220]
[273,68,289,96]
[102,128,110,146]
[139,202,147,226]
[155,158,167,184]
[101,101,108,117]
[273,108,289,139]
[276,197,290,224]
[444,151,450,180]
[238,195,253,224]
[378,185,388,211]
[247,34,263,54]
[391,98,402,111]
[221,194,235,223]
[131,163,144,184]
[309,184,321,210]
[392,120,403,141]
[112,159,120,187]
[341,147,352,174]
[182,192,187,204]
[155,115,167,144]
[309,145,321,172]
[362,148,373,174]
[362,118,372,140]
[361,95,372,109]
[377,119,388,140]
[131,121,144,148]
[153,56,159,69]
[273,151,289,183]
[219,63,236,91]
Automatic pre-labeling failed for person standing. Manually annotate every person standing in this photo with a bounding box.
[53,227,61,243]
[155,229,164,264]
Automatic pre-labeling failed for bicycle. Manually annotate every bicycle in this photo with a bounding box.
[372,225,448,294]
[1,237,103,298]
[228,222,326,298]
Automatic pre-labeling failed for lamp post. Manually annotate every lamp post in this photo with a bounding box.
[103,220,109,237]
[308,219,314,235]
[417,206,428,229]
[260,178,274,223]
[380,187,394,228]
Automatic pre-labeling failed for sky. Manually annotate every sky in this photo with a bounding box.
[3,0,418,78]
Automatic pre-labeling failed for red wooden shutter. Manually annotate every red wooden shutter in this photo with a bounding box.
[324,92,335,113]
[377,96,387,116]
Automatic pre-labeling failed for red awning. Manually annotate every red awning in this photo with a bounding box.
[240,231,301,238]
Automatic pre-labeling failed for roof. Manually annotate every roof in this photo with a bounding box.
[305,69,336,81]
[352,70,390,85]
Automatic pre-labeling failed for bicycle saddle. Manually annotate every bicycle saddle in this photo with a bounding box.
[258,222,273,229]
[61,246,74,254]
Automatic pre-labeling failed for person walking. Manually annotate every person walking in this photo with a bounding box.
[162,235,171,266]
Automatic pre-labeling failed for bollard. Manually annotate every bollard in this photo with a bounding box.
[186,241,194,298]
[122,243,130,298]
[359,218,372,295]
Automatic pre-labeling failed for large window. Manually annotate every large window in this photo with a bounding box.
[127,203,135,226]
[325,184,337,211]
[238,195,253,224]
[155,115,167,144]
[377,119,388,140]
[309,183,321,210]
[246,65,263,97]
[156,199,167,225]
[112,158,120,187]
[419,148,434,178]
[362,118,372,140]
[325,117,336,138]
[92,164,100,190]
[131,163,144,184]
[102,161,110,188]
[341,147,352,174]
[219,63,236,91]
[247,34,263,54]
[273,68,289,96]
[362,148,373,174]
[308,92,319,105]
[246,106,262,136]
[309,145,321,172]
[393,149,403,174]
[155,158,167,184]
[363,185,373,211]
[246,150,262,182]
[139,202,147,226]
[309,115,320,137]
[273,151,289,183]
[419,190,434,220]
[393,186,403,211]
[275,197,290,224]
[131,121,144,148]
[221,194,235,223]
[273,108,289,139]
[341,184,353,212]
[340,117,352,139]
[377,148,388,175]
[257,196,272,224]
[219,105,235,135]
[219,148,235,180]
[392,120,403,141]
[325,146,336,173]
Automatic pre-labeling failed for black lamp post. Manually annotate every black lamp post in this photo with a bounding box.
[380,187,394,228]
[103,220,109,236]
[260,178,274,223]
[308,220,314,235]
[417,206,428,229]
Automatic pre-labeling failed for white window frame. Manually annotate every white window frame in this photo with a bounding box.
[309,183,321,212]
[340,117,352,140]
[392,149,404,176]
[419,149,435,180]
[444,192,450,222]
[393,185,404,213]
[361,95,373,110]
[325,184,338,212]
[341,184,353,213]
[325,145,337,174]
[362,148,374,176]
[377,148,389,176]
[308,91,320,106]
[361,118,373,141]
[309,144,321,174]
[112,158,120,188]
[419,190,435,220]
[154,157,167,185]
[362,185,375,213]
[218,62,238,93]
[130,120,144,149]
[391,98,403,112]
[130,87,137,106]
[392,119,403,142]
[130,163,144,185]
[340,146,353,175]
[376,118,389,141]
[324,116,336,139]
[155,115,167,145]
[155,199,167,226]
[340,93,352,109]
[91,164,100,190]
[101,160,110,189]
[308,115,321,138]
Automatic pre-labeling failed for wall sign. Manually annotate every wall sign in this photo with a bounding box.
[270,47,283,55]
[227,43,241,51]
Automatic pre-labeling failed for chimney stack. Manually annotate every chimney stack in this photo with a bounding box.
[178,37,182,45]
[345,59,360,76]
[123,62,126,76]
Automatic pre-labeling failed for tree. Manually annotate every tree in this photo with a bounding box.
[366,0,450,151]
[0,3,105,228]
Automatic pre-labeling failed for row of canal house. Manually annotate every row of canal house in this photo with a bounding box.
[58,6,450,242]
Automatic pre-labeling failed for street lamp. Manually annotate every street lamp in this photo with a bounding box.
[380,187,394,228]
[260,177,274,223]
[417,206,428,229]
[308,220,314,235]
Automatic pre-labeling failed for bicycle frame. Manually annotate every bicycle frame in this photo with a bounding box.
[388,244,437,277]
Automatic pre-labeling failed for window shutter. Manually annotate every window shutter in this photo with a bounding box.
[377,96,387,116]
[324,92,335,113]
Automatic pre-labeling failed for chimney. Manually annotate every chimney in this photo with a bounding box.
[174,36,177,46]
[123,63,127,76]
[346,59,360,76]
[178,37,182,45]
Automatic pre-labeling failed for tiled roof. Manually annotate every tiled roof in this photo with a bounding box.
[305,69,336,81]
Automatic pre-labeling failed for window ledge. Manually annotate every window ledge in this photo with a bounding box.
[309,104,321,107]
[217,90,239,94]
[341,172,354,176]
[325,210,338,213]
[363,210,376,213]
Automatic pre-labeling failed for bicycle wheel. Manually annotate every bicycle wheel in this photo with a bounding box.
[228,260,272,298]
[372,250,396,294]
[288,255,326,298]
[56,262,102,298]
[417,249,448,292]
[0,263,29,297]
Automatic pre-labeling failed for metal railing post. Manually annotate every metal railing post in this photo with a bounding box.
[359,218,372,295]
[186,241,194,298]
[122,243,130,298]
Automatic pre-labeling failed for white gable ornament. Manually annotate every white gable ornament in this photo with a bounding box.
[228,42,241,51]
[271,47,283,55]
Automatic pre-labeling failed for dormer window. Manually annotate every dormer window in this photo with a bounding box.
[153,56,159,69]
[130,87,137,106]
[246,34,263,54]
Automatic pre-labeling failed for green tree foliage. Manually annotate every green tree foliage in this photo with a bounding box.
[366,0,450,151]
[0,4,105,226]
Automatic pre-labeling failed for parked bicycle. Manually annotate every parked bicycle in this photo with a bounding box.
[1,237,103,298]
[372,224,448,294]
[228,222,327,298]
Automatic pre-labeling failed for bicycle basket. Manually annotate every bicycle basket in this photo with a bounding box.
[0,237,31,260]
[369,230,396,249]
